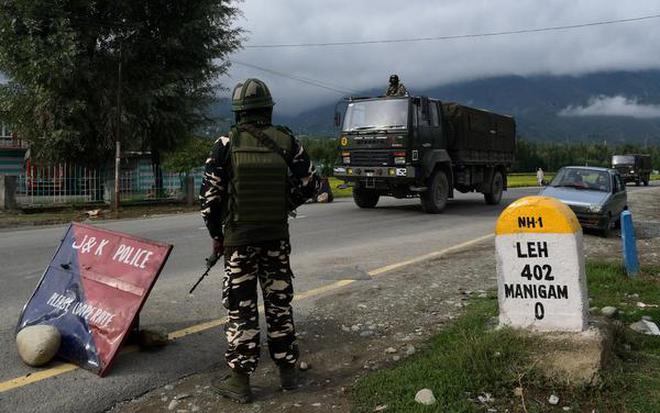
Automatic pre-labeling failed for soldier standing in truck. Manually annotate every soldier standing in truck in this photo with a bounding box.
[385,74,408,96]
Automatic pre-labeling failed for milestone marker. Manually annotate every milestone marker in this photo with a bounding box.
[496,196,588,332]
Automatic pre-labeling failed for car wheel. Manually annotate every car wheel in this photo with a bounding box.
[421,169,449,213]
[484,171,504,205]
[600,214,613,238]
[353,186,379,208]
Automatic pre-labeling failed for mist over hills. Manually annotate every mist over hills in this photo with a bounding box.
[255,70,660,144]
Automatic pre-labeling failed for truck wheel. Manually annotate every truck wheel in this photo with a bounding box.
[484,171,504,205]
[421,170,449,213]
[353,187,379,208]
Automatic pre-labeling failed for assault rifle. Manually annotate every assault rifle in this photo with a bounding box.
[188,251,222,294]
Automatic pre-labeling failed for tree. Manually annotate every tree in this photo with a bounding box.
[162,135,214,174]
[0,1,242,172]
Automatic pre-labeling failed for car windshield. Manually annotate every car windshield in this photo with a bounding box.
[612,155,635,165]
[550,168,611,192]
[342,99,408,131]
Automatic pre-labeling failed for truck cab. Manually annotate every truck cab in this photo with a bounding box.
[334,95,515,213]
[612,154,652,186]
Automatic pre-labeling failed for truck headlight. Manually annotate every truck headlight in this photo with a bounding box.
[343,156,351,164]
[588,204,603,213]
[630,170,634,173]
[394,157,406,165]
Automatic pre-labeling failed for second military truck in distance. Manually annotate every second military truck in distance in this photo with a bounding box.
[611,154,652,186]
[333,96,516,213]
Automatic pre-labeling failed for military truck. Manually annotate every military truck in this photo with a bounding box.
[611,154,652,186]
[333,96,516,213]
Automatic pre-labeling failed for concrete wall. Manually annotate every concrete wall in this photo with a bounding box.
[0,175,17,210]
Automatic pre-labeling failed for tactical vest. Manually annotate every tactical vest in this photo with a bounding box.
[228,126,293,225]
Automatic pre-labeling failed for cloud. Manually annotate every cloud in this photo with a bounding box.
[558,95,660,118]
[224,0,660,114]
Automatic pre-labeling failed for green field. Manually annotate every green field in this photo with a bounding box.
[329,173,549,198]
[351,262,660,413]
[329,172,658,199]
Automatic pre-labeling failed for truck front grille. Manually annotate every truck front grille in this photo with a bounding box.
[350,150,392,166]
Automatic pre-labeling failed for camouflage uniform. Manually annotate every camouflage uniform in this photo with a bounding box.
[200,81,318,378]
[222,240,297,373]
[385,83,408,97]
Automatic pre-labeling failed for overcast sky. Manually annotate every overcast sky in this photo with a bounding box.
[224,0,660,115]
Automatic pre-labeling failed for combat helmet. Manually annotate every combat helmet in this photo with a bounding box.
[389,74,399,84]
[231,78,275,112]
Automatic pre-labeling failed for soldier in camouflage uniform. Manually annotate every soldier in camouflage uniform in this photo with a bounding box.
[385,74,408,96]
[200,78,319,403]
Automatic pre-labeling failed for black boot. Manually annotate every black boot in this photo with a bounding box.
[212,371,252,404]
[279,364,299,390]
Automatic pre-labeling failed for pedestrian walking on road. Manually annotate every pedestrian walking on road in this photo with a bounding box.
[537,167,545,186]
[200,78,319,403]
[385,74,408,96]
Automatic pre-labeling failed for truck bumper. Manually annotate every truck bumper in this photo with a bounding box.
[333,165,417,180]
[620,174,640,183]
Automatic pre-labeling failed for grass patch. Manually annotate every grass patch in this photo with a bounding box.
[507,173,555,188]
[328,173,553,198]
[351,262,660,413]
[329,176,353,198]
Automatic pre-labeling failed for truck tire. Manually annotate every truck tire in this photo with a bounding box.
[353,187,379,208]
[421,170,449,214]
[484,171,504,205]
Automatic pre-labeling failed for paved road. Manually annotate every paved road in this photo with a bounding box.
[0,184,654,412]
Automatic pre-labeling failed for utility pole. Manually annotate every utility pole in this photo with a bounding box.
[113,41,122,211]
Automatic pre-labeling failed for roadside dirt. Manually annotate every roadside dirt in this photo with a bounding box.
[584,186,660,267]
[109,186,660,413]
[0,203,198,229]
[109,241,497,413]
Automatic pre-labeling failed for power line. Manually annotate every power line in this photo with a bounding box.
[230,59,359,95]
[244,12,660,48]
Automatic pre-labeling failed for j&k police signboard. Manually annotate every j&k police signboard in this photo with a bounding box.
[496,196,588,332]
[17,223,172,376]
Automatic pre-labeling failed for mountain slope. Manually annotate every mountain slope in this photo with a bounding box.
[278,70,660,143]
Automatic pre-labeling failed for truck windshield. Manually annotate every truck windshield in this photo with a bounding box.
[612,155,635,165]
[342,99,408,131]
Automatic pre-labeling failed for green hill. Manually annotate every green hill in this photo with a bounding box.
[273,70,660,143]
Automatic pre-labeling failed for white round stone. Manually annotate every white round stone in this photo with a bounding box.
[16,325,61,366]
[600,306,618,318]
[414,388,436,405]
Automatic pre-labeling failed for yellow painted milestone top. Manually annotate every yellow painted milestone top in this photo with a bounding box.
[496,196,581,235]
